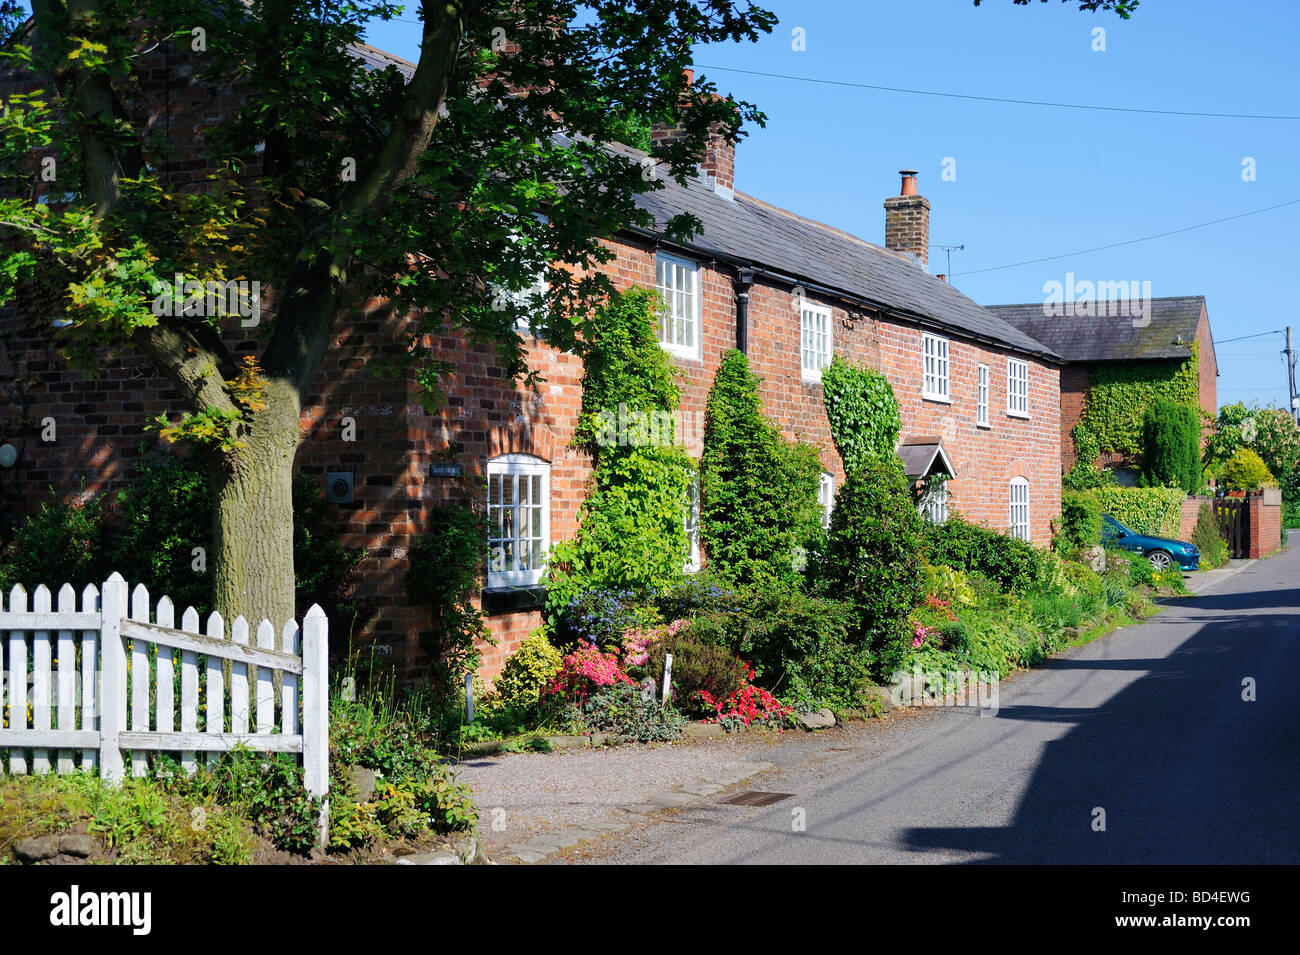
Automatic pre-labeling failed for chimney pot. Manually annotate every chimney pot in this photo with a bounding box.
[884,169,930,267]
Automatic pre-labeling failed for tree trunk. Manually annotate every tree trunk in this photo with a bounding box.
[209,381,300,627]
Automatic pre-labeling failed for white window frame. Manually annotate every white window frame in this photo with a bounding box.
[1007,359,1029,418]
[1009,477,1030,541]
[920,482,948,524]
[684,476,701,573]
[818,472,835,528]
[977,364,990,427]
[496,225,549,335]
[800,301,833,382]
[922,332,950,402]
[655,251,702,360]
[486,454,551,588]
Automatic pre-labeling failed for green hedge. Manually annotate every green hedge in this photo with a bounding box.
[1140,399,1201,494]
[1095,486,1186,537]
[1057,490,1102,555]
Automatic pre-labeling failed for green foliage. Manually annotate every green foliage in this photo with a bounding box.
[687,584,869,711]
[646,628,750,715]
[0,488,104,593]
[579,682,685,743]
[494,632,563,711]
[820,458,926,641]
[1063,423,1113,491]
[327,678,477,849]
[923,514,1045,593]
[1217,448,1276,492]
[1209,403,1300,494]
[408,505,492,698]
[820,355,901,474]
[1082,343,1199,456]
[1249,407,1300,487]
[109,450,211,612]
[1057,490,1102,555]
[1190,503,1229,570]
[160,751,322,855]
[1094,486,1186,536]
[107,452,364,620]
[1,0,777,646]
[700,350,824,587]
[547,289,694,612]
[1140,399,1201,493]
[0,771,258,865]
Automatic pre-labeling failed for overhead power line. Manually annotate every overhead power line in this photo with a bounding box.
[692,64,1300,121]
[951,198,1300,276]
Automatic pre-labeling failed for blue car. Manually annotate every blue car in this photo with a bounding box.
[1101,515,1200,571]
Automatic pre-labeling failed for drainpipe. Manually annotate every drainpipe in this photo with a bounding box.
[735,267,755,354]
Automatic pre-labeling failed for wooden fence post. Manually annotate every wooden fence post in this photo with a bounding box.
[300,604,329,848]
[98,573,128,785]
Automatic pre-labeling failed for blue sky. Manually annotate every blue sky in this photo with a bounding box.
[365,0,1300,412]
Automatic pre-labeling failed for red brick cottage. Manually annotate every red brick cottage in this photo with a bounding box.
[0,40,1062,683]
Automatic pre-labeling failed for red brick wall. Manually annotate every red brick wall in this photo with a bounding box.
[1195,302,1218,439]
[1248,495,1281,559]
[1179,496,1212,541]
[1060,365,1091,471]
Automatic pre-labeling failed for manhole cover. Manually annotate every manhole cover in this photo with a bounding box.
[720,791,795,807]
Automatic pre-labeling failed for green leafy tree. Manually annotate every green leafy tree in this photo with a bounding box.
[820,355,901,475]
[0,0,775,628]
[1249,407,1300,489]
[700,349,822,588]
[545,288,694,614]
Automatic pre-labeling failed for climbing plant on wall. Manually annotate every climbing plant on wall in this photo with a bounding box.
[821,356,902,474]
[700,349,823,588]
[1082,341,1200,457]
[545,288,694,617]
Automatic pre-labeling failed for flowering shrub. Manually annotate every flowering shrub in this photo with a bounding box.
[559,588,661,648]
[545,642,632,708]
[911,622,938,649]
[695,670,790,730]
[621,617,688,669]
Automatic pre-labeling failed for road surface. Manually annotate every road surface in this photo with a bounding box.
[584,540,1300,864]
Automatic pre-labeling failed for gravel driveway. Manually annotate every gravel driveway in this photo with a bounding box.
[453,732,789,852]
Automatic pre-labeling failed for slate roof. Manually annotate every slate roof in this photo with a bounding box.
[624,165,1059,362]
[898,437,955,480]
[353,45,1056,361]
[987,296,1208,363]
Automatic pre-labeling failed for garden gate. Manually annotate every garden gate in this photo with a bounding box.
[1214,498,1249,559]
[0,573,329,843]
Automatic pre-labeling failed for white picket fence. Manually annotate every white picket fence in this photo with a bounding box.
[0,573,329,842]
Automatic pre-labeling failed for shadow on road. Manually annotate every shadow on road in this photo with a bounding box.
[898,576,1300,863]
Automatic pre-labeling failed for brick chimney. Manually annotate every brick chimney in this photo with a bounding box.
[650,69,736,198]
[884,170,930,267]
